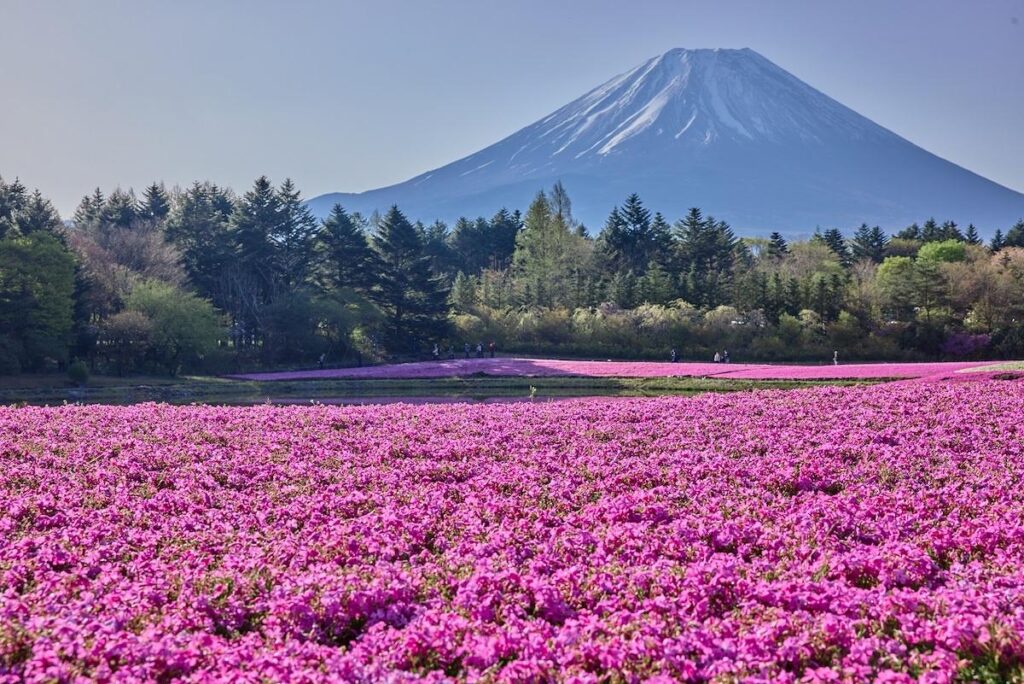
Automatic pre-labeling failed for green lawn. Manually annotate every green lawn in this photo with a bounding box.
[0,373,877,406]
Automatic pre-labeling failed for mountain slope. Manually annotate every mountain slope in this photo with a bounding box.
[309,48,1024,235]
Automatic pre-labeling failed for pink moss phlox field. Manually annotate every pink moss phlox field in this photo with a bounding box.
[231,357,991,382]
[2,382,1024,682]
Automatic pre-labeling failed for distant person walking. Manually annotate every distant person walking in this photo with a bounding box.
[714,351,722,363]
[833,350,839,366]
[488,341,495,358]
[318,353,325,370]
[432,343,440,361]
[723,350,730,364]
[464,343,471,359]
[670,348,678,363]
[476,342,483,358]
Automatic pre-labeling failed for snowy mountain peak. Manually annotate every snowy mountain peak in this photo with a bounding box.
[308,48,1024,234]
[520,46,884,163]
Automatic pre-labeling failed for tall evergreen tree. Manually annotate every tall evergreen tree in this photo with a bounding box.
[487,208,520,269]
[767,232,789,260]
[274,178,319,289]
[920,218,942,243]
[230,176,282,300]
[142,182,171,222]
[675,208,737,308]
[990,228,1006,252]
[0,176,28,239]
[598,193,667,275]
[1004,219,1024,249]
[317,204,377,292]
[166,182,235,303]
[73,188,106,228]
[512,191,576,307]
[815,228,850,267]
[896,222,922,241]
[101,189,139,229]
[850,224,888,263]
[939,220,964,242]
[964,224,982,246]
[370,206,450,351]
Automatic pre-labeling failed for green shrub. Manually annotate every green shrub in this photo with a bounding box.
[67,360,90,386]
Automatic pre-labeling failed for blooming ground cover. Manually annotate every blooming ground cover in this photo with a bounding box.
[231,357,992,383]
[2,382,1024,682]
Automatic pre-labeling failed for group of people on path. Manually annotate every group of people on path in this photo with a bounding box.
[433,341,495,361]
[667,348,839,365]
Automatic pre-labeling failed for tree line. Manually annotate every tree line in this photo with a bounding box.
[2,173,1023,375]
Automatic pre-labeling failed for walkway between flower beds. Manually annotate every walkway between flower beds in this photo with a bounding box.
[230,357,995,382]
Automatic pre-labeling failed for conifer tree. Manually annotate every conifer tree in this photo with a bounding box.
[318,204,378,292]
[230,176,282,299]
[18,191,63,237]
[101,189,139,229]
[1004,219,1024,249]
[274,178,319,289]
[964,224,982,246]
[0,176,28,239]
[166,182,235,303]
[920,218,941,242]
[73,188,106,228]
[598,193,666,275]
[990,228,1006,252]
[488,208,520,269]
[850,224,888,263]
[142,183,171,222]
[767,232,789,260]
[512,191,575,307]
[370,205,450,351]
[815,228,850,267]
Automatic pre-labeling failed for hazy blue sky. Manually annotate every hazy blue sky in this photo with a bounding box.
[1,0,1022,215]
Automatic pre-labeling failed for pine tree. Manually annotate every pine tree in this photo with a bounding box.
[449,216,488,274]
[990,229,1006,252]
[964,224,982,246]
[895,222,921,241]
[317,204,378,292]
[487,208,520,269]
[18,191,63,238]
[675,209,737,308]
[101,189,139,229]
[598,193,666,275]
[920,218,941,242]
[549,180,575,229]
[274,178,319,290]
[73,188,106,228]
[450,271,478,312]
[637,260,673,305]
[166,182,235,303]
[142,182,171,222]
[767,232,789,260]
[370,206,450,351]
[419,220,455,276]
[850,224,888,263]
[230,176,282,299]
[816,228,850,267]
[0,176,28,239]
[1004,219,1024,249]
[512,191,575,307]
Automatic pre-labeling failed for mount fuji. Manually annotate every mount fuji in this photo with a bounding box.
[308,48,1024,235]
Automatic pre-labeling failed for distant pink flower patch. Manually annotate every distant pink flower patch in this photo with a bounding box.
[1,382,1023,680]
[232,357,993,382]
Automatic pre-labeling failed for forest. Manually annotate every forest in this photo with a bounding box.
[2,174,1024,376]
